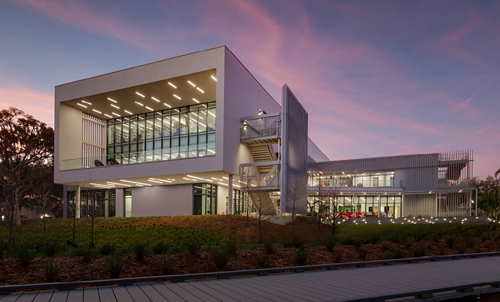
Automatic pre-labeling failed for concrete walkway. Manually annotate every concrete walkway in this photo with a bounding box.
[2,256,500,302]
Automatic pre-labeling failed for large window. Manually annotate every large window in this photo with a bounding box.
[67,189,116,218]
[106,102,216,164]
[193,183,217,215]
[232,189,246,214]
[309,171,395,188]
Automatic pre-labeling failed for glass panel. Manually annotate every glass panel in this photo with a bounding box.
[130,116,138,142]
[154,112,162,139]
[107,122,114,146]
[114,123,122,144]
[162,110,171,137]
[146,113,154,140]
[122,117,130,143]
[180,112,187,135]
[137,114,145,141]
[198,106,207,133]
[171,111,180,136]
[207,107,216,131]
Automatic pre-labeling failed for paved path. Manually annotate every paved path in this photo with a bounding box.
[2,256,500,302]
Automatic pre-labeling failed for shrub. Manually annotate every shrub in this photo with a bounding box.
[411,245,428,257]
[134,244,147,261]
[44,260,60,282]
[264,243,275,255]
[480,233,491,242]
[444,234,457,249]
[285,238,304,249]
[152,243,169,255]
[78,246,94,263]
[388,247,407,259]
[255,254,269,268]
[187,242,202,257]
[465,238,475,249]
[342,238,362,249]
[0,241,8,258]
[367,235,381,244]
[333,248,343,263]
[211,247,230,269]
[357,245,367,261]
[14,245,36,267]
[381,242,392,250]
[225,241,238,256]
[457,244,467,254]
[294,248,308,265]
[42,244,58,257]
[322,237,338,252]
[99,244,116,256]
[104,255,125,278]
[439,246,447,255]
[160,255,176,275]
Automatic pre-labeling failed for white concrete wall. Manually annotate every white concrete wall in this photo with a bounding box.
[115,188,124,217]
[403,194,437,217]
[217,185,229,214]
[131,184,193,217]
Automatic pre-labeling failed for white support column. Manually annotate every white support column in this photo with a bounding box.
[401,193,405,218]
[438,191,441,217]
[378,193,381,218]
[75,185,81,219]
[228,175,233,215]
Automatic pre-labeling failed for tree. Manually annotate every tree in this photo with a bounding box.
[0,107,54,248]
[288,178,306,232]
[495,168,500,179]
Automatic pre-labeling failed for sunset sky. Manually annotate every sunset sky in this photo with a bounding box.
[0,0,498,179]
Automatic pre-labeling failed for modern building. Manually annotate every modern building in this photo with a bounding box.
[54,46,477,219]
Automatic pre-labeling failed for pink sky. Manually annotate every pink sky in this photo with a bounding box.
[1,0,499,179]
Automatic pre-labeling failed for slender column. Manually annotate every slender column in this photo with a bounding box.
[378,193,381,218]
[401,193,405,218]
[228,174,233,215]
[438,191,441,217]
[75,185,81,219]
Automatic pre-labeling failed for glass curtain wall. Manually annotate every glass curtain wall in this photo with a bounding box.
[232,189,246,214]
[193,183,218,215]
[107,102,216,164]
[332,195,402,218]
[309,171,395,188]
[67,189,116,218]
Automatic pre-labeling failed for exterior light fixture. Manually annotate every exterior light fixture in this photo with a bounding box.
[163,103,171,108]
[173,94,181,100]
[135,92,145,97]
[107,97,117,103]
[124,110,133,115]
[104,114,113,118]
[192,98,199,103]
[188,81,196,87]
[145,106,154,111]
[151,97,160,102]
[112,112,120,117]
[196,87,204,93]
[211,75,217,81]
[111,104,120,109]
[77,103,87,108]
[135,101,144,106]
[81,100,92,105]
[92,109,102,114]
[168,82,177,89]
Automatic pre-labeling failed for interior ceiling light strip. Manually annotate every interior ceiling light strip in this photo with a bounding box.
[187,80,196,87]
[211,75,217,81]
[77,103,87,108]
[124,110,133,115]
[183,177,197,181]
[168,82,177,89]
[163,103,171,108]
[145,106,154,111]
[173,94,181,100]
[151,97,160,102]
[92,109,102,114]
[192,98,199,103]
[104,114,113,118]
[135,92,145,98]
[196,87,204,93]
[107,97,117,103]
[112,112,120,117]
[110,104,120,109]
[135,101,144,106]
[81,100,92,105]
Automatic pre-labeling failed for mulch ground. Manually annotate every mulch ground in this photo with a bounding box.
[1,237,499,286]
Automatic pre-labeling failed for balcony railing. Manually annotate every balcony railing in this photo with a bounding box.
[241,115,281,140]
[60,143,215,171]
[240,165,280,190]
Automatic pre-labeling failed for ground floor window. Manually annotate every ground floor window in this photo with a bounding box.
[68,189,116,218]
[193,183,217,215]
[308,195,402,218]
[232,189,246,214]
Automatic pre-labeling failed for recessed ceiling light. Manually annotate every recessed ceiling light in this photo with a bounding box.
[111,104,120,109]
[187,80,196,87]
[77,103,87,108]
[81,100,92,105]
[135,92,145,98]
[104,114,113,118]
[211,76,217,81]
[135,101,144,106]
[168,82,177,89]
[92,109,102,114]
[173,94,181,100]
[124,110,133,115]
[145,106,154,111]
[112,112,120,117]
[151,97,160,102]
[107,97,117,103]
[196,87,204,93]
[192,98,199,103]
[163,103,171,108]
